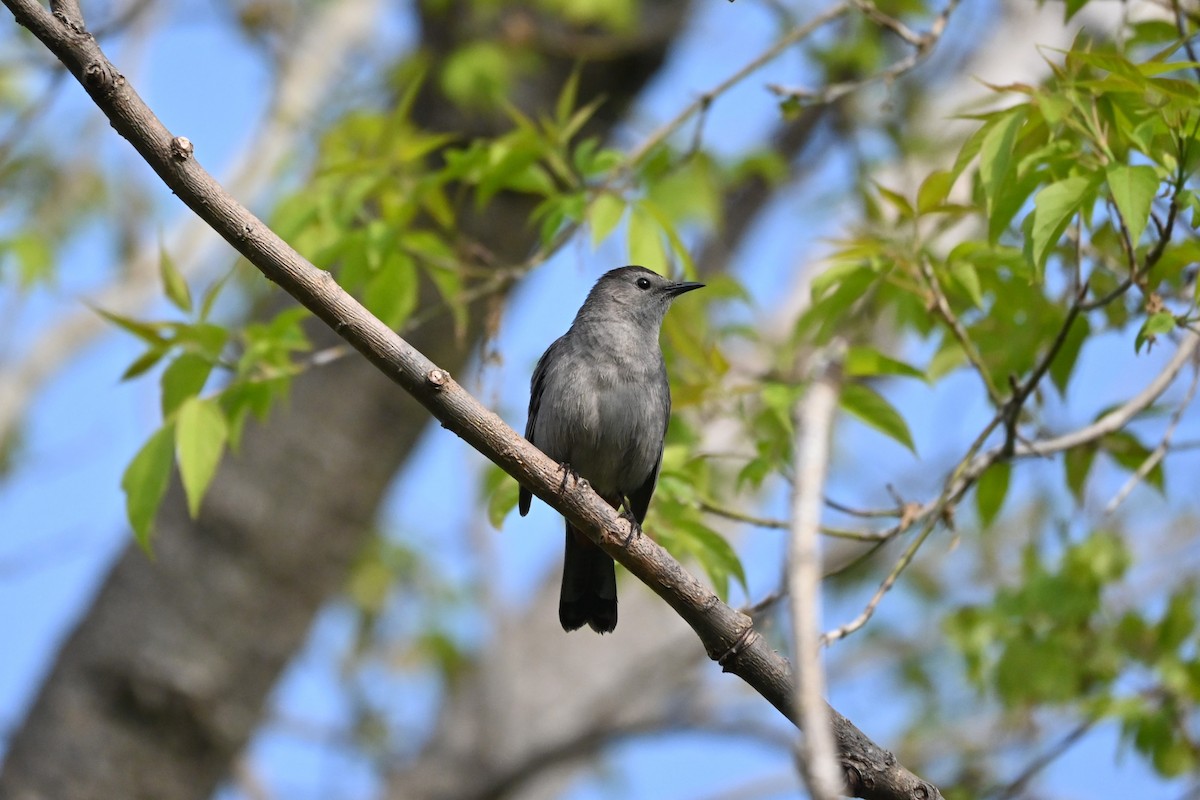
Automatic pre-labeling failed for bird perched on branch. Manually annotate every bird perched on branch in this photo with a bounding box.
[519,266,703,633]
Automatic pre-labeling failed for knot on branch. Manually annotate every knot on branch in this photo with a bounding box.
[716,621,758,672]
[426,368,451,389]
[170,136,194,161]
[82,61,123,95]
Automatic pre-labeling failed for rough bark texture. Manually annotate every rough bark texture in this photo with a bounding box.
[0,3,686,799]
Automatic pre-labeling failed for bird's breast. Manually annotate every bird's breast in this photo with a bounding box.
[532,350,667,497]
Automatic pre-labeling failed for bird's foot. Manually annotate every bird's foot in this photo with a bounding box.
[557,462,586,494]
[618,507,643,546]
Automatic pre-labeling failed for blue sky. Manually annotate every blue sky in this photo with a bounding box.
[3,1,1200,798]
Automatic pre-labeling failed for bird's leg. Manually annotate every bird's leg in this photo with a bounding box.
[618,496,643,546]
[556,461,586,494]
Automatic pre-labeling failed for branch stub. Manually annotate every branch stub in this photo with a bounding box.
[170,136,194,160]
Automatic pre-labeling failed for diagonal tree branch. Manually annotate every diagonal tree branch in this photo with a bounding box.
[1,1,944,798]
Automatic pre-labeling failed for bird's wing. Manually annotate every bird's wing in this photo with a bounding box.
[519,336,564,516]
[627,388,671,524]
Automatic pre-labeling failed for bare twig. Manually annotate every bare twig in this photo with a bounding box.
[825,496,905,518]
[627,3,850,167]
[1172,0,1200,83]
[1104,345,1200,514]
[824,329,1200,644]
[989,719,1096,800]
[700,500,789,529]
[768,0,960,105]
[789,346,843,800]
[700,499,903,542]
[918,255,1004,406]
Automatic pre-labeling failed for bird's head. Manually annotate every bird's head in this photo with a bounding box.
[578,266,704,329]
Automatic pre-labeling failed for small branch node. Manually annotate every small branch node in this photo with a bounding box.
[83,61,121,93]
[426,368,451,388]
[717,623,758,672]
[51,7,88,36]
[170,136,194,161]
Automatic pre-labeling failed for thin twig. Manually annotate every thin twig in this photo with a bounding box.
[626,3,850,168]
[699,500,789,529]
[699,499,893,541]
[1171,0,1200,111]
[989,719,1096,800]
[848,0,925,45]
[824,330,1200,644]
[1001,287,1087,454]
[769,0,960,104]
[1104,345,1200,514]
[918,255,1004,406]
[824,496,904,518]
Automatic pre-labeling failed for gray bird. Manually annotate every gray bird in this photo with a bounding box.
[519,266,703,633]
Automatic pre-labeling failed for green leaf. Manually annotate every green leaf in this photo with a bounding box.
[978,108,1026,215]
[363,253,418,330]
[7,232,52,287]
[1106,164,1159,247]
[175,396,228,518]
[844,346,925,381]
[675,518,747,598]
[554,64,582,127]
[1103,431,1165,493]
[440,41,512,109]
[423,263,467,340]
[1064,0,1089,20]
[161,352,214,419]
[1156,590,1195,652]
[874,182,914,219]
[487,478,520,529]
[589,192,625,247]
[159,244,193,313]
[121,423,175,551]
[1049,315,1090,395]
[1031,174,1096,275]
[917,169,955,214]
[1135,311,1177,353]
[92,306,170,346]
[988,168,1042,243]
[976,462,1011,527]
[647,157,719,225]
[1064,445,1096,504]
[840,382,916,453]
[627,204,666,270]
[950,262,985,309]
[120,346,169,381]
[641,201,698,278]
[199,270,233,321]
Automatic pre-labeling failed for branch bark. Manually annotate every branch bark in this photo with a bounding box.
[789,345,844,799]
[1,2,942,798]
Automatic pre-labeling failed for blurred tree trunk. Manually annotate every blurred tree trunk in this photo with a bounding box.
[0,4,689,799]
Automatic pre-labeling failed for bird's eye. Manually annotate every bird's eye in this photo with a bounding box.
[635,277,652,290]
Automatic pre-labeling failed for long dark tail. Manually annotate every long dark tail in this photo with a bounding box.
[559,523,617,633]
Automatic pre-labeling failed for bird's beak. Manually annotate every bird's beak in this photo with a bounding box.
[666,281,704,297]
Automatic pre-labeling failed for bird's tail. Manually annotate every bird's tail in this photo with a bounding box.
[559,523,617,633]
